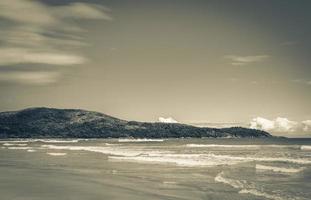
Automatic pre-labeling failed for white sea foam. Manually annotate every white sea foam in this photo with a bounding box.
[108,154,246,167]
[35,139,80,143]
[214,172,245,189]
[239,189,284,200]
[256,164,305,173]
[0,140,29,143]
[186,144,260,148]
[3,143,28,146]
[301,145,311,150]
[163,181,177,184]
[27,149,36,152]
[215,172,286,200]
[7,147,33,150]
[41,145,170,157]
[118,138,164,142]
[47,152,67,156]
[1,139,80,143]
[186,144,299,149]
[207,154,311,165]
[41,144,311,167]
[104,143,120,146]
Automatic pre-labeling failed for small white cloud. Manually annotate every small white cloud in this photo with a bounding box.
[225,55,269,66]
[250,117,275,131]
[0,71,60,85]
[158,117,178,123]
[302,120,311,132]
[250,117,298,132]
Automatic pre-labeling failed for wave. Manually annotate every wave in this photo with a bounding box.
[108,153,246,167]
[3,143,28,146]
[118,138,164,142]
[239,189,284,200]
[104,143,120,146]
[47,152,67,156]
[1,139,81,143]
[163,181,177,184]
[0,140,29,143]
[186,144,260,148]
[214,172,245,189]
[125,153,311,166]
[41,144,311,167]
[206,154,311,165]
[7,147,33,150]
[34,139,80,143]
[186,144,300,149]
[256,164,305,173]
[301,145,311,150]
[41,145,171,157]
[215,172,286,200]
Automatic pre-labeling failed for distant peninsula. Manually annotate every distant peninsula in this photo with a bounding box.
[0,107,272,139]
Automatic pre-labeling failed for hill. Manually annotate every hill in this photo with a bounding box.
[0,107,272,138]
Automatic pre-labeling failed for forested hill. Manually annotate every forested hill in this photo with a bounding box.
[0,107,272,138]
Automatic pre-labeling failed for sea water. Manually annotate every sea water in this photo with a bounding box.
[0,138,311,200]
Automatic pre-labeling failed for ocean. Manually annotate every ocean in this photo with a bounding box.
[1,138,311,200]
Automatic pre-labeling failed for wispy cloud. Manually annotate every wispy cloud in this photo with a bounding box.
[0,71,60,85]
[0,0,111,85]
[291,79,311,86]
[281,41,299,46]
[225,55,269,66]
[0,48,86,66]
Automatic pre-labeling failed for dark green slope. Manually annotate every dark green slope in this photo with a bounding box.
[0,107,272,138]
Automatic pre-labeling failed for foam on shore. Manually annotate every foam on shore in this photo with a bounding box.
[256,164,305,173]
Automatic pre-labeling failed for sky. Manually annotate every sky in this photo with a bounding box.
[0,0,310,137]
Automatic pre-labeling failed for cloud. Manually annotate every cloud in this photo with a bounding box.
[0,0,111,85]
[53,2,112,20]
[250,117,311,133]
[0,48,86,66]
[158,117,178,123]
[281,41,299,46]
[0,71,60,85]
[291,79,311,86]
[188,122,246,128]
[302,120,311,132]
[0,0,56,26]
[225,55,269,66]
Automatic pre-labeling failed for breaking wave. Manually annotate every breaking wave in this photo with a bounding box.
[186,144,261,148]
[40,144,311,167]
[3,143,28,146]
[7,147,33,150]
[104,143,120,146]
[42,145,171,157]
[256,164,305,173]
[108,154,245,167]
[118,138,164,142]
[239,189,284,200]
[186,144,300,149]
[301,145,311,150]
[215,172,287,200]
[33,139,80,143]
[47,152,67,156]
